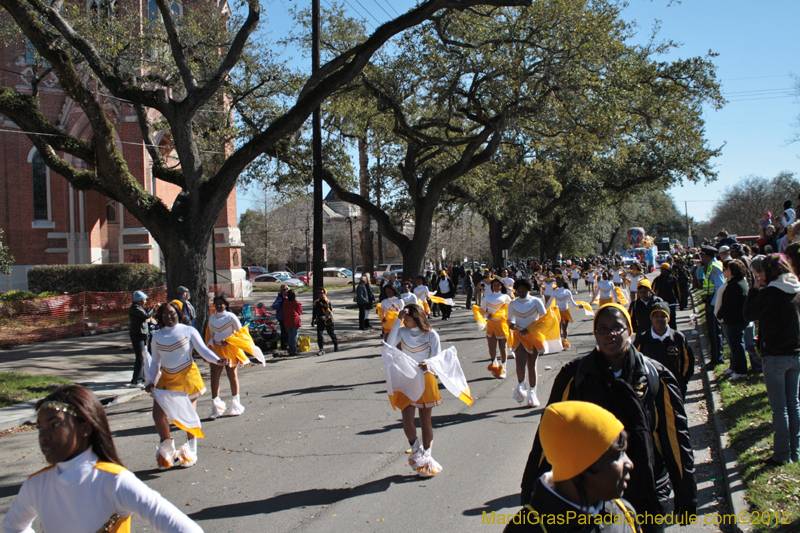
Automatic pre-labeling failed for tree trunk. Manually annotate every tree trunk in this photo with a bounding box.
[487,216,525,269]
[358,137,374,277]
[161,230,211,333]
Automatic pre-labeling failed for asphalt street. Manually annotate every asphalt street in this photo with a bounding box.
[0,286,730,532]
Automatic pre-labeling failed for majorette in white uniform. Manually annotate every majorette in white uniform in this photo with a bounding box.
[480,291,512,339]
[551,287,581,323]
[508,293,547,407]
[400,291,419,307]
[205,310,246,418]
[612,269,624,285]
[379,296,405,333]
[413,284,431,314]
[383,319,472,477]
[502,276,515,290]
[149,323,221,469]
[2,447,202,533]
[595,279,618,305]
[628,271,644,296]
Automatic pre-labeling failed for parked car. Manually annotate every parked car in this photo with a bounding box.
[305,267,355,286]
[244,266,267,280]
[252,274,304,289]
[375,263,402,278]
[267,271,296,279]
[295,271,310,284]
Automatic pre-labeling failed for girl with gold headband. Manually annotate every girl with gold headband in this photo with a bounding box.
[2,385,202,533]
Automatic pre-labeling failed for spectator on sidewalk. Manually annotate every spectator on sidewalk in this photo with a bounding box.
[715,260,750,380]
[634,302,694,399]
[356,275,374,330]
[743,254,800,466]
[271,284,289,351]
[672,258,691,310]
[2,386,203,533]
[464,269,474,308]
[173,286,196,329]
[505,402,640,533]
[283,290,303,356]
[313,287,338,354]
[700,245,724,367]
[128,291,157,388]
[520,304,696,532]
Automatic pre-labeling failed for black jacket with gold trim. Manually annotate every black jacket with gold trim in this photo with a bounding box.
[520,346,696,517]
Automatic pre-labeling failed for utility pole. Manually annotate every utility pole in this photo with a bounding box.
[312,0,323,295]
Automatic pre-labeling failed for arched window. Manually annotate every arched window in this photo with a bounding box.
[32,153,48,221]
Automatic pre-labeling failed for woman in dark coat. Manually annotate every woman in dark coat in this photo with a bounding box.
[715,260,749,379]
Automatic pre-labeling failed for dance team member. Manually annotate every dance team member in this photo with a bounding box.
[508,278,547,407]
[2,385,202,533]
[147,301,228,469]
[205,295,247,419]
[481,278,513,379]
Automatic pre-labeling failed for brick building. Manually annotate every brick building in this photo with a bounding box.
[0,16,244,292]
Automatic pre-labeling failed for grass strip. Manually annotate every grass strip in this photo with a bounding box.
[0,372,72,408]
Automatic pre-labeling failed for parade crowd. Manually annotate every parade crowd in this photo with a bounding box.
[4,202,800,533]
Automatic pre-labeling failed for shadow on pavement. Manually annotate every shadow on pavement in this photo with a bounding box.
[187,474,419,520]
[262,380,386,398]
[462,493,521,516]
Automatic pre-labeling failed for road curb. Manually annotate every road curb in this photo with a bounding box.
[691,293,753,533]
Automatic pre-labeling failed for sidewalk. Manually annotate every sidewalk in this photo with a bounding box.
[0,287,390,431]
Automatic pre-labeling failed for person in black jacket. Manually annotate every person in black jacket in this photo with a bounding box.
[672,259,691,311]
[716,260,750,379]
[505,401,641,533]
[634,302,694,399]
[743,254,800,466]
[652,263,680,329]
[520,304,696,533]
[128,291,157,387]
[628,279,663,338]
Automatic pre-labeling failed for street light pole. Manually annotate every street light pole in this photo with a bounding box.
[346,216,355,291]
[311,0,323,297]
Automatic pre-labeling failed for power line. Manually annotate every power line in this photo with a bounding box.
[370,0,393,19]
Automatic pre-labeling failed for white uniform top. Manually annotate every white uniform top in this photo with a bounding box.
[413,285,430,301]
[438,277,453,295]
[612,269,624,284]
[207,310,242,345]
[508,294,547,330]
[149,323,220,382]
[515,269,524,279]
[552,287,580,312]
[570,268,581,280]
[480,291,512,321]
[596,280,617,300]
[380,296,405,314]
[586,270,597,283]
[387,321,442,373]
[400,292,419,307]
[502,277,515,290]
[628,273,644,292]
[2,448,202,533]
[543,281,556,297]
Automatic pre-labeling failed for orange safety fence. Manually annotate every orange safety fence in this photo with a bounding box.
[0,280,244,347]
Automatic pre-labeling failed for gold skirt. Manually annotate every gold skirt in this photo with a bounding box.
[156,363,206,400]
[394,373,442,410]
[211,342,248,364]
[559,307,573,323]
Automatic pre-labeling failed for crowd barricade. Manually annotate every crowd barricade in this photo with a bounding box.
[0,281,243,348]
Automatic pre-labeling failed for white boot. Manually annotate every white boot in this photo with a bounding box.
[210,397,226,419]
[157,439,177,470]
[512,381,526,403]
[527,387,540,408]
[407,438,423,470]
[178,438,197,468]
[499,363,507,379]
[508,347,515,359]
[230,394,245,416]
[413,447,443,477]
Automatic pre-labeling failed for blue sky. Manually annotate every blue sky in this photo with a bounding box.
[237,0,800,223]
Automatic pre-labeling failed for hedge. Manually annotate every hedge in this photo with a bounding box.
[28,264,164,294]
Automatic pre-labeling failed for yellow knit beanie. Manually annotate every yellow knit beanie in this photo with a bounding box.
[540,401,624,482]
[593,303,632,332]
[637,278,652,290]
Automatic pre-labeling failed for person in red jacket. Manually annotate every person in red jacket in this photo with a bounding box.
[283,290,303,355]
